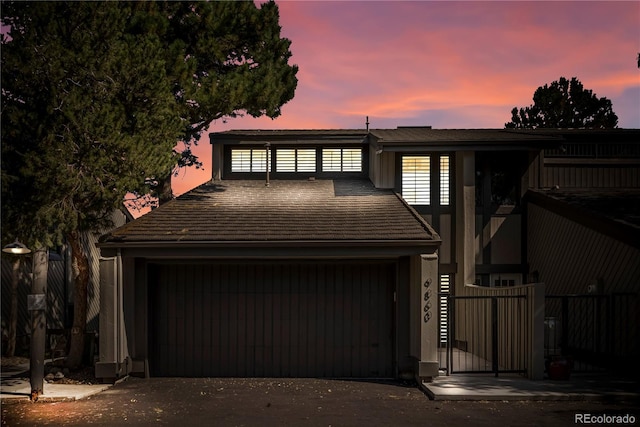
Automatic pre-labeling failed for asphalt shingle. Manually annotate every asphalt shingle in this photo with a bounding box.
[101,180,439,244]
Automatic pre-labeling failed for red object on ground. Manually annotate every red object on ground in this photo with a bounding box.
[548,357,571,380]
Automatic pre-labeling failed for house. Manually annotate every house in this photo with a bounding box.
[96,126,640,381]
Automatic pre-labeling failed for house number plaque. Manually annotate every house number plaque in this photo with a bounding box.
[423,277,432,323]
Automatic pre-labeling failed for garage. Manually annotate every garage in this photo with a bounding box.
[148,261,395,378]
[97,178,441,382]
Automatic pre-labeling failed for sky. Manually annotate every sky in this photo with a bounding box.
[171,1,640,197]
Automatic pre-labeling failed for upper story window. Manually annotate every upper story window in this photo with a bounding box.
[402,156,431,205]
[227,146,364,177]
[276,148,316,172]
[231,149,271,172]
[322,148,362,172]
[440,155,450,205]
[401,154,452,206]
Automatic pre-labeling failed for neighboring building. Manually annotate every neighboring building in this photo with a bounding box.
[96,127,640,381]
[1,209,130,357]
[524,130,640,375]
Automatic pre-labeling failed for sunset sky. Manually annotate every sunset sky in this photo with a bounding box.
[171,1,640,196]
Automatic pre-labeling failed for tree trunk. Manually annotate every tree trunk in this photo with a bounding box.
[5,257,21,357]
[66,232,90,369]
[157,173,173,206]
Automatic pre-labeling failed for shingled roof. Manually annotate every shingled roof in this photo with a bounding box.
[210,128,562,150]
[100,179,439,246]
[367,128,562,151]
[526,188,640,250]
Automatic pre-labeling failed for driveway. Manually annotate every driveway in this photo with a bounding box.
[2,377,637,426]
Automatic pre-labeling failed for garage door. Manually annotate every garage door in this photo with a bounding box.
[148,261,394,378]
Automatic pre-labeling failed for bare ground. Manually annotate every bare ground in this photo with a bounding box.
[1,356,98,385]
[2,376,638,427]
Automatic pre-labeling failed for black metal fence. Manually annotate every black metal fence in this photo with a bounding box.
[545,293,639,376]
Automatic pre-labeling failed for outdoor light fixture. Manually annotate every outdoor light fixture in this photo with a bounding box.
[2,239,31,255]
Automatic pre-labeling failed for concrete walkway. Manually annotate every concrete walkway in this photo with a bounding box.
[1,362,111,402]
[422,373,640,401]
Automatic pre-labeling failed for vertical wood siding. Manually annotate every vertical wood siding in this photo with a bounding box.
[369,150,395,189]
[84,209,129,332]
[542,165,640,189]
[1,209,128,353]
[149,261,394,378]
[1,258,66,343]
[528,203,640,295]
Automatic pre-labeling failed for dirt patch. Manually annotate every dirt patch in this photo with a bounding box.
[44,363,99,385]
[1,356,100,385]
[0,356,29,368]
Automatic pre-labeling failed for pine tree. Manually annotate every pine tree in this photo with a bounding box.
[505,77,618,129]
[1,2,182,367]
[2,1,298,367]
[134,1,299,204]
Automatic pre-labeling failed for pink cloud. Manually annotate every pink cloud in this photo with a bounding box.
[168,0,639,198]
[268,1,638,128]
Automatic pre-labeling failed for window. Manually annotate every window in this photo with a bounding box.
[440,155,450,205]
[296,149,316,172]
[439,274,451,345]
[342,148,362,172]
[277,149,296,172]
[322,148,362,172]
[475,152,522,208]
[402,156,430,205]
[231,148,271,172]
[251,150,271,172]
[276,148,316,172]
[322,149,341,171]
[231,149,251,172]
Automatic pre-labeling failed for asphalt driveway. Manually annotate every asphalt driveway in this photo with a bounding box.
[2,377,638,426]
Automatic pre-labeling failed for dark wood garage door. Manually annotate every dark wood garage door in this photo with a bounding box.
[148,261,394,378]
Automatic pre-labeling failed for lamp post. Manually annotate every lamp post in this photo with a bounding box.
[29,247,48,401]
[3,240,48,401]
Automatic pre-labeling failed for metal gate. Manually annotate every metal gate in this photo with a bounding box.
[439,290,532,377]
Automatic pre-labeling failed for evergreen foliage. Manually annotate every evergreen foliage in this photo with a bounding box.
[1,2,181,246]
[1,0,298,242]
[131,1,299,203]
[1,0,297,367]
[505,77,618,129]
